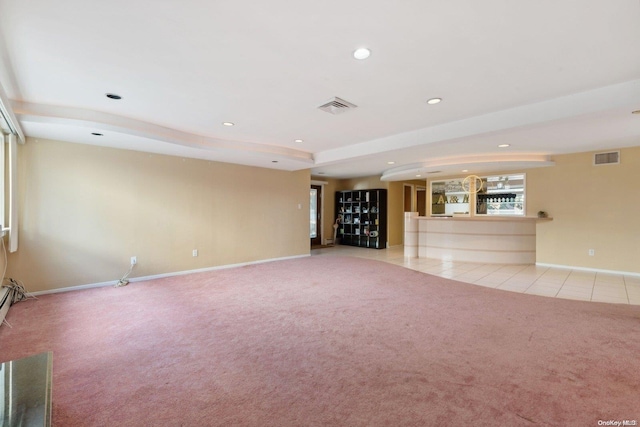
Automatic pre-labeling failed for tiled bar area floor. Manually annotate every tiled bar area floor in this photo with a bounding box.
[311,245,640,306]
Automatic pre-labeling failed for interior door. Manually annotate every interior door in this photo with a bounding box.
[310,185,322,246]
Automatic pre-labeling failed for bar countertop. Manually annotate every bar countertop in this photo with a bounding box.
[419,215,552,221]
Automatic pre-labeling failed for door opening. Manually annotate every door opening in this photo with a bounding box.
[416,187,426,216]
[403,184,414,212]
[310,185,322,247]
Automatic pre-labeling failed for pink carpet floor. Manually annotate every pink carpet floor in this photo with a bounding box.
[1,256,639,426]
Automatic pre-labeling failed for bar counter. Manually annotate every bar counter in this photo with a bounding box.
[404,213,551,264]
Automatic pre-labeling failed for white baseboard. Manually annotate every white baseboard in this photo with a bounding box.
[30,254,310,296]
[30,256,638,297]
[535,262,640,278]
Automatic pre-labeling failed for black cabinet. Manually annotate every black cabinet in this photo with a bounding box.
[335,189,387,249]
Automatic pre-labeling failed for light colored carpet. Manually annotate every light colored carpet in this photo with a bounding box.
[1,256,639,426]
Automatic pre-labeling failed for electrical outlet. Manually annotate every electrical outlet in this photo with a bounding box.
[588,249,595,256]
[192,249,198,257]
[131,256,137,265]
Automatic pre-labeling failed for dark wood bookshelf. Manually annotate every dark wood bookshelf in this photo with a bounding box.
[335,189,387,249]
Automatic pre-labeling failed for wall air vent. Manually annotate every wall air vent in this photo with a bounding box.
[594,151,620,165]
[318,97,357,115]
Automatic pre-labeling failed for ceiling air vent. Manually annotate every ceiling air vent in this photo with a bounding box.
[594,151,620,165]
[318,97,357,115]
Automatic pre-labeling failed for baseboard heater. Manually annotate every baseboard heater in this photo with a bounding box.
[0,286,14,326]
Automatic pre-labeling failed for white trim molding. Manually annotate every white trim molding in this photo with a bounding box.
[30,254,310,296]
[536,263,640,278]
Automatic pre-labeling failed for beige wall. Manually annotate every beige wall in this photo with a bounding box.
[337,176,389,192]
[328,176,428,247]
[385,182,403,246]
[7,138,310,292]
[426,146,640,274]
[334,176,404,247]
[8,139,637,293]
[527,147,640,273]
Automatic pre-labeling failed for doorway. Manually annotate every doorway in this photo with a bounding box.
[404,184,414,212]
[416,186,426,216]
[310,185,322,246]
[404,184,426,216]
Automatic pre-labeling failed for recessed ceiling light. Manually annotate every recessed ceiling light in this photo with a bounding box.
[416,174,422,177]
[353,48,371,60]
[222,122,234,126]
[387,161,396,165]
[91,132,103,136]
[426,98,442,105]
[105,93,121,100]
[462,169,468,172]
[632,110,640,114]
[498,144,510,148]
[294,139,304,143]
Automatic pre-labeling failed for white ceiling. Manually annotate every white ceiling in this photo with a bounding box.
[1,0,639,180]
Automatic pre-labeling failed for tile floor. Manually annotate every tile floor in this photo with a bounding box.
[311,245,640,306]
